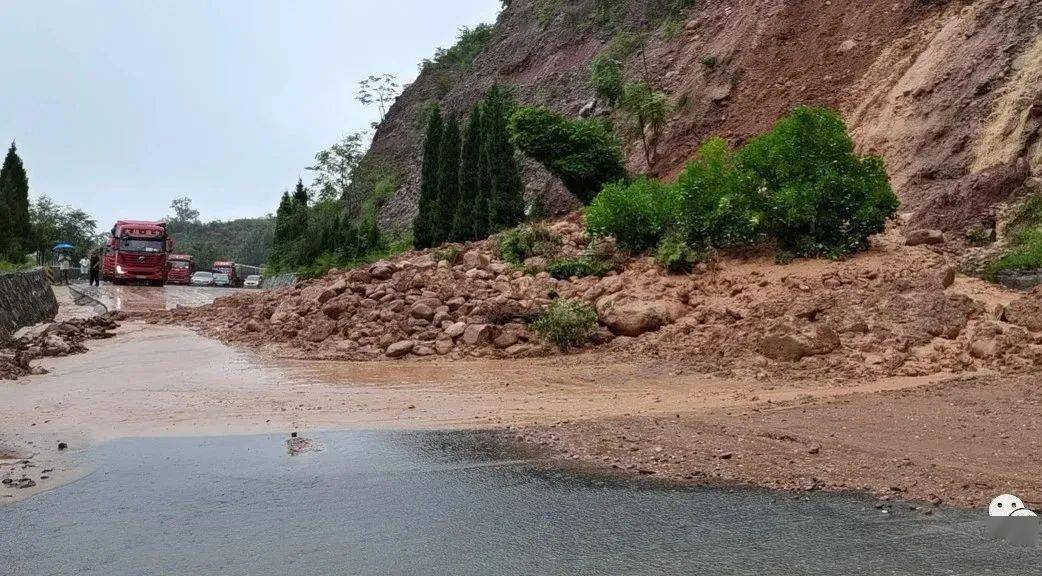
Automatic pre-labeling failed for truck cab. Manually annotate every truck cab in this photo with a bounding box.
[109,220,173,285]
[166,254,196,285]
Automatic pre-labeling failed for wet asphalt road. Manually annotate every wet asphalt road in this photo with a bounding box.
[71,282,252,312]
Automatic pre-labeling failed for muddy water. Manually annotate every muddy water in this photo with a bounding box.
[1,430,1038,575]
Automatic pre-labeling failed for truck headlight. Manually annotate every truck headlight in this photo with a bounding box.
[116,265,124,275]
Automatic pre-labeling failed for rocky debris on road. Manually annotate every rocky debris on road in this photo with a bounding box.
[1,314,120,381]
[129,216,1042,382]
[286,434,321,455]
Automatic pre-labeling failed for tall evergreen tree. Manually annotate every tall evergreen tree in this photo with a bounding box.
[413,104,443,249]
[473,139,493,240]
[482,86,525,231]
[269,191,294,269]
[292,178,310,206]
[0,192,12,260]
[452,105,483,241]
[433,116,462,245]
[0,142,31,256]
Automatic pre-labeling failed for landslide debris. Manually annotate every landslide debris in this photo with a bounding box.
[0,315,120,380]
[137,217,1042,384]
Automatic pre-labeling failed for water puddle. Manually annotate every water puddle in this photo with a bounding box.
[1,430,1039,575]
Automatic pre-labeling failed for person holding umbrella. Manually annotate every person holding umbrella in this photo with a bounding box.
[53,243,74,285]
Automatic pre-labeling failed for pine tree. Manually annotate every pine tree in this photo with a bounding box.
[452,105,483,241]
[270,191,294,269]
[292,178,310,206]
[0,142,31,256]
[433,116,462,245]
[472,139,493,240]
[482,86,525,231]
[0,193,12,260]
[413,104,443,249]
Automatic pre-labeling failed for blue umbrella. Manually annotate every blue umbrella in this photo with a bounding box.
[52,243,75,251]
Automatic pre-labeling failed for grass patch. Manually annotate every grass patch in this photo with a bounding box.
[531,299,599,349]
[494,224,561,265]
[546,255,614,279]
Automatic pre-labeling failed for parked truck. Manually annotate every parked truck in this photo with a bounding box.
[211,261,261,288]
[107,220,173,285]
[166,254,196,285]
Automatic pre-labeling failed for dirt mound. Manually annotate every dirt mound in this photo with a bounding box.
[0,315,120,380]
[137,215,1042,384]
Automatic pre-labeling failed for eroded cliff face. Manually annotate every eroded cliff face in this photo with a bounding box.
[367,0,1042,233]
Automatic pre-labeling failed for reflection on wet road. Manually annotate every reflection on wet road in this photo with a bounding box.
[72,283,251,312]
[1,431,1039,576]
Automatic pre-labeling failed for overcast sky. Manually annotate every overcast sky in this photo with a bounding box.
[0,0,499,230]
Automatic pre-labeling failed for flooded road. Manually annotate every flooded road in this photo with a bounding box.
[71,282,250,312]
[2,430,1039,575]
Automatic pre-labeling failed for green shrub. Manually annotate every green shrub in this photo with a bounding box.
[586,177,676,251]
[421,25,494,72]
[965,226,993,247]
[674,137,761,248]
[986,228,1042,278]
[509,106,628,204]
[531,299,599,349]
[546,255,614,279]
[590,53,624,107]
[655,233,704,274]
[738,106,898,257]
[494,224,562,264]
[699,55,718,69]
[432,244,464,264]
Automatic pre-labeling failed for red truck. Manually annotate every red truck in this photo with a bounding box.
[212,261,243,287]
[106,220,173,285]
[166,254,196,285]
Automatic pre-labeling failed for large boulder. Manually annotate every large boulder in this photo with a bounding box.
[1005,288,1042,332]
[904,229,944,246]
[385,340,415,358]
[760,324,840,362]
[302,319,337,343]
[462,250,490,271]
[462,324,494,345]
[369,261,397,280]
[599,300,687,337]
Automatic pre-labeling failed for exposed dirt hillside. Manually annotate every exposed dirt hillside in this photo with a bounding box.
[367,0,1041,234]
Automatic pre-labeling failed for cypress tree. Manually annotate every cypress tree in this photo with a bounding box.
[0,193,12,260]
[433,116,461,245]
[452,105,483,241]
[483,86,525,231]
[413,104,443,249]
[0,142,31,256]
[292,178,310,206]
[270,191,294,269]
[472,139,493,240]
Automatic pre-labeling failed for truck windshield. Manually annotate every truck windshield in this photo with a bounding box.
[120,238,165,253]
[214,266,232,275]
[170,261,190,269]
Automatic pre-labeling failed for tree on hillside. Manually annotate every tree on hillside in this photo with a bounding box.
[0,142,31,257]
[482,86,525,231]
[452,105,484,241]
[356,74,401,124]
[433,116,462,245]
[292,178,310,206]
[307,132,367,203]
[0,188,11,260]
[169,197,201,224]
[270,191,295,269]
[620,81,668,168]
[413,104,444,249]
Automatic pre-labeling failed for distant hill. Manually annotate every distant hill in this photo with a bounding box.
[166,216,274,269]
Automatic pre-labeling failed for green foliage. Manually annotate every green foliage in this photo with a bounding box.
[494,224,561,264]
[620,81,669,166]
[452,105,484,241]
[0,257,34,272]
[422,25,494,72]
[738,105,898,257]
[985,193,1042,277]
[590,53,624,107]
[592,0,628,29]
[0,142,31,259]
[432,243,464,264]
[510,106,628,204]
[165,205,274,270]
[483,86,526,232]
[586,178,676,252]
[28,196,100,261]
[413,105,444,249]
[531,299,599,349]
[434,116,462,245]
[584,106,898,259]
[699,55,718,69]
[546,254,614,279]
[655,232,704,274]
[675,137,761,248]
[604,31,641,60]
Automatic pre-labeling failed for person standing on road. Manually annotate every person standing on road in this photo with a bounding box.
[79,256,89,277]
[89,250,101,286]
[58,254,71,285]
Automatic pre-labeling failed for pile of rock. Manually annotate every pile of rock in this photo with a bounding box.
[0,315,120,380]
